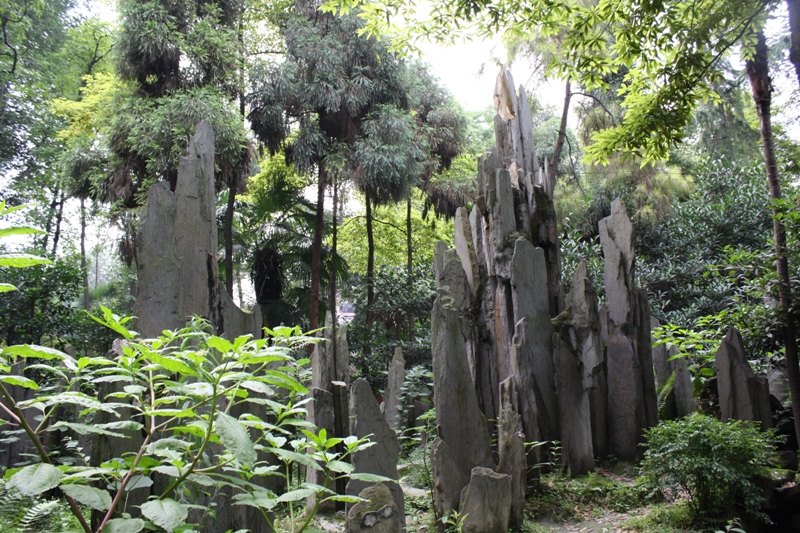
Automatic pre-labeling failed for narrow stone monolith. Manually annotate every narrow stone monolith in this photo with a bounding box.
[458,467,512,533]
[497,377,526,530]
[346,483,402,533]
[384,347,406,430]
[346,378,404,527]
[715,327,771,430]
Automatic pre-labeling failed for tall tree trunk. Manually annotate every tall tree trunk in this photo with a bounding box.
[364,194,375,359]
[330,176,339,330]
[406,195,414,341]
[787,0,800,89]
[224,182,237,297]
[549,80,572,189]
[80,198,89,311]
[746,30,800,448]
[309,164,327,332]
[42,187,61,253]
[51,190,66,257]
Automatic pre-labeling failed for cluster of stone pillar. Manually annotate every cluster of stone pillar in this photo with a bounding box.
[427,70,663,532]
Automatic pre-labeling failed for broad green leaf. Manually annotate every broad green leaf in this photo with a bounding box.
[0,375,38,389]
[347,473,393,483]
[240,380,275,396]
[140,498,188,533]
[0,227,45,238]
[267,447,321,470]
[326,460,354,474]
[0,283,17,292]
[0,254,51,268]
[231,491,278,509]
[206,336,233,354]
[7,463,62,496]
[97,420,144,432]
[2,344,68,361]
[215,412,256,468]
[124,475,153,492]
[276,488,316,502]
[60,484,112,511]
[322,494,365,504]
[104,518,145,533]
[49,422,126,438]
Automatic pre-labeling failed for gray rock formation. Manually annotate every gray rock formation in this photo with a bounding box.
[599,198,657,460]
[651,317,695,419]
[346,483,402,533]
[346,378,404,527]
[569,262,607,458]
[430,437,468,520]
[458,467,512,533]
[497,377,526,530]
[384,347,406,430]
[134,121,261,339]
[715,327,771,430]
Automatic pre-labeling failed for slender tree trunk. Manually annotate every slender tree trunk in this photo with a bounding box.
[746,30,800,448]
[309,164,327,332]
[406,195,414,341]
[330,177,339,329]
[42,187,61,253]
[787,0,800,89]
[364,195,375,358]
[224,182,237,297]
[80,198,89,311]
[51,190,66,257]
[549,80,572,190]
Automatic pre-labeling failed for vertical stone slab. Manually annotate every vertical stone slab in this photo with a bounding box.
[509,239,559,446]
[599,198,656,460]
[311,311,334,392]
[489,169,517,280]
[670,345,695,418]
[715,327,772,430]
[497,377,526,530]
[605,331,646,460]
[430,438,468,520]
[307,386,336,512]
[530,185,563,317]
[384,347,406,431]
[346,378,404,527]
[335,321,350,387]
[569,262,607,458]
[431,290,493,476]
[652,317,676,420]
[552,332,594,477]
[454,207,479,295]
[458,467,512,533]
[517,86,537,179]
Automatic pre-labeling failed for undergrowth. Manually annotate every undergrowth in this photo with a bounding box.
[0,477,86,533]
[526,470,659,522]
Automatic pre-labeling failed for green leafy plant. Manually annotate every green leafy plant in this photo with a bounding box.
[641,413,777,524]
[0,308,385,533]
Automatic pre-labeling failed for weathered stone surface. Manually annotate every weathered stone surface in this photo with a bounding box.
[430,437,468,520]
[469,204,487,275]
[431,285,493,505]
[489,169,517,280]
[497,377,526,530]
[219,289,262,339]
[599,198,656,460]
[346,378,404,526]
[307,386,337,512]
[312,312,334,392]
[335,321,350,386]
[530,185,562,317]
[516,86,537,179]
[606,330,646,460]
[651,318,695,420]
[455,207,479,295]
[715,327,772,430]
[509,239,558,446]
[136,121,218,338]
[568,262,607,458]
[552,332,594,476]
[346,483,402,533]
[636,289,659,428]
[458,467,512,533]
[384,348,406,430]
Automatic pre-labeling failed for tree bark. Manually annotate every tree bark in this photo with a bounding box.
[80,197,89,311]
[224,182,237,297]
[406,195,414,341]
[365,194,375,358]
[746,30,800,448]
[309,164,327,332]
[51,190,66,257]
[549,80,572,190]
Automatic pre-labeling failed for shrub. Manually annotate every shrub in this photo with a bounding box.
[641,413,776,523]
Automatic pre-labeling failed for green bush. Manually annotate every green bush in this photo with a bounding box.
[641,413,776,523]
